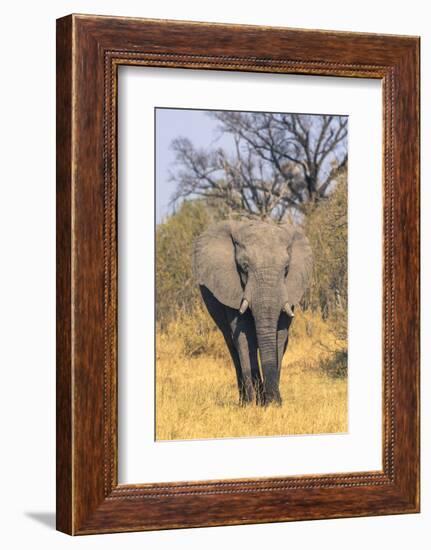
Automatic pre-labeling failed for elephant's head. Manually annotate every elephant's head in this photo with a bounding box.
[193,220,313,404]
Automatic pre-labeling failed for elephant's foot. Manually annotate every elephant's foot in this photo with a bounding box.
[262,389,282,407]
[238,392,254,407]
[238,380,255,406]
[253,379,265,406]
[263,397,282,407]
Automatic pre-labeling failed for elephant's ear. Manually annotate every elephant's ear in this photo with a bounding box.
[193,221,243,310]
[283,226,313,305]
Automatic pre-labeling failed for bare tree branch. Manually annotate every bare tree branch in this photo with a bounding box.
[170,112,348,219]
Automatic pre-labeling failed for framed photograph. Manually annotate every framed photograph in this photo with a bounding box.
[56,14,420,534]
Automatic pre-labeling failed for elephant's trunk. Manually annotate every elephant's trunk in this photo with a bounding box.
[256,326,280,405]
[250,269,283,405]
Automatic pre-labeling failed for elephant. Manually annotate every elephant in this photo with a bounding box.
[193,219,313,406]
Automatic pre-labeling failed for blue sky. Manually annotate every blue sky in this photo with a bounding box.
[155,108,234,224]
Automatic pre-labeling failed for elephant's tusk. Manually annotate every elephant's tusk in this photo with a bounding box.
[239,299,249,314]
[284,302,295,317]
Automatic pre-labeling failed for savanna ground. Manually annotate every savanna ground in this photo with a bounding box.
[156,307,347,440]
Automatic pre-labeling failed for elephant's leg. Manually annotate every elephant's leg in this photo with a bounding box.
[245,318,263,405]
[223,337,247,404]
[276,312,293,387]
[199,286,246,404]
[227,309,260,405]
[219,321,251,406]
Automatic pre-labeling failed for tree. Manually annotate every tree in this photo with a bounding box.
[171,111,347,220]
[156,200,213,327]
[304,170,347,333]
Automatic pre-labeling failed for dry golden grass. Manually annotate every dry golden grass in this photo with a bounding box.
[156,309,347,441]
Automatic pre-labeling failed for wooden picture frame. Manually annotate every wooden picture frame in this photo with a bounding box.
[56,14,420,535]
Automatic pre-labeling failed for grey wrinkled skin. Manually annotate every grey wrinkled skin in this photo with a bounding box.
[193,220,313,406]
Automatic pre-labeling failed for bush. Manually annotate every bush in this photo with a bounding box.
[156,200,213,328]
[319,349,348,379]
[303,171,347,340]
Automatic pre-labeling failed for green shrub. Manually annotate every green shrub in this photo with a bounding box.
[319,349,348,379]
[303,171,347,340]
[156,200,213,328]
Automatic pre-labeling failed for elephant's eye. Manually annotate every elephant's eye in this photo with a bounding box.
[241,261,249,273]
[284,264,290,276]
